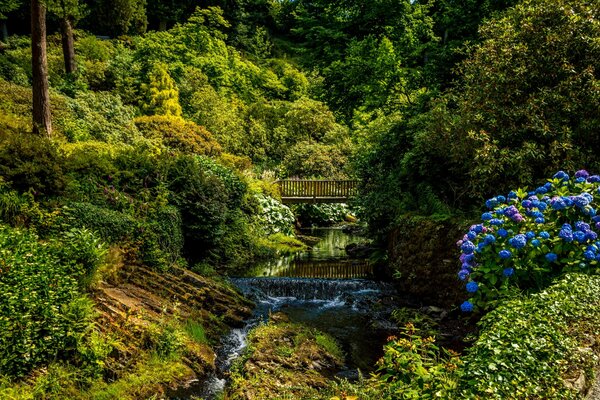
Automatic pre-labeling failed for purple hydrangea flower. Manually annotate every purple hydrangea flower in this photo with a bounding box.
[575,169,590,179]
[521,200,533,208]
[588,175,600,183]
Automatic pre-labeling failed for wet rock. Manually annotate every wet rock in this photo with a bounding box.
[335,369,360,381]
[345,243,376,259]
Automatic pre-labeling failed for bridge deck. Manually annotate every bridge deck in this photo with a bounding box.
[277,179,359,204]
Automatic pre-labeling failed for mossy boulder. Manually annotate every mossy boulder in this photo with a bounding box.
[387,214,469,307]
[227,315,344,400]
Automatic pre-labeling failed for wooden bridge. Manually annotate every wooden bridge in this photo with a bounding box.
[276,179,359,204]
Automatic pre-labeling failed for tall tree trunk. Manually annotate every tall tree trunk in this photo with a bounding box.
[60,16,76,74]
[31,0,52,137]
[1,20,8,43]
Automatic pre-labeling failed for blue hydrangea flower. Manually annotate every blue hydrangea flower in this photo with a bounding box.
[507,191,518,199]
[562,223,573,231]
[584,206,596,217]
[497,195,506,203]
[573,231,586,243]
[481,212,493,221]
[546,252,558,262]
[573,195,591,207]
[485,198,498,209]
[484,234,496,244]
[460,301,474,312]
[466,281,479,293]
[499,249,512,259]
[584,251,596,261]
[464,253,475,263]
[526,231,536,240]
[535,217,545,224]
[503,268,514,277]
[467,231,477,240]
[586,231,598,241]
[473,225,484,233]
[553,171,570,181]
[461,241,476,254]
[521,200,533,208]
[510,234,527,249]
[490,218,504,226]
[458,269,470,281]
[497,228,508,238]
[551,197,567,210]
[575,221,590,231]
[539,231,550,239]
[538,202,548,211]
[575,177,586,183]
[531,239,541,247]
[535,186,548,194]
[544,182,553,190]
[559,229,574,242]
[575,169,590,179]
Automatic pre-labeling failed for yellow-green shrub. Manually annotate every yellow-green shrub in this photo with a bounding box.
[134,115,221,156]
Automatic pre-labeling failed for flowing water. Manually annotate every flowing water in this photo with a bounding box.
[171,228,401,400]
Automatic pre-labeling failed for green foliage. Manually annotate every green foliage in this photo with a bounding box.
[374,324,461,399]
[142,63,183,117]
[62,91,140,143]
[0,132,66,196]
[457,273,600,399]
[183,320,208,345]
[255,194,295,236]
[293,203,350,227]
[134,115,222,155]
[282,140,349,179]
[62,202,136,243]
[0,225,94,377]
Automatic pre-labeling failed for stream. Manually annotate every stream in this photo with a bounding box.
[171,228,402,400]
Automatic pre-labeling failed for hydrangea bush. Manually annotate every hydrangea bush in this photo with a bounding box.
[255,194,296,236]
[457,170,600,312]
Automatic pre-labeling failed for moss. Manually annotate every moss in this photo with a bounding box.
[227,315,344,400]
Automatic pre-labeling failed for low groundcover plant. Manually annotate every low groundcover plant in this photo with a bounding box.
[457,170,600,311]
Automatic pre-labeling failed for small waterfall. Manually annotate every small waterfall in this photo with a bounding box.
[232,277,393,302]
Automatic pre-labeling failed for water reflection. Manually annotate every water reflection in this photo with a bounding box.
[254,228,372,278]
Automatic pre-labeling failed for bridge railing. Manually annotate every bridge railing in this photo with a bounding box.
[276,179,359,199]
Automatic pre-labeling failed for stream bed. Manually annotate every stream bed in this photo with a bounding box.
[171,228,403,399]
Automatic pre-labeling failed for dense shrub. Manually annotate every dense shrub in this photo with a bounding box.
[282,140,349,179]
[458,170,600,311]
[134,115,222,155]
[457,273,600,399]
[255,194,295,236]
[293,203,350,227]
[62,202,137,243]
[62,91,140,143]
[0,226,95,377]
[0,133,66,196]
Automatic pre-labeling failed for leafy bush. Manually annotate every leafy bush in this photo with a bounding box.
[374,323,461,400]
[0,132,66,196]
[62,202,137,243]
[457,273,600,399]
[282,140,349,179]
[457,170,600,311]
[293,203,350,227]
[62,91,140,144]
[255,194,295,236]
[0,225,94,377]
[134,115,221,156]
